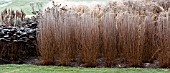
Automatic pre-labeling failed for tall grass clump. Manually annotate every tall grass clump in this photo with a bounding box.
[38,9,56,65]
[58,12,80,66]
[143,14,159,63]
[102,13,117,67]
[38,0,170,67]
[80,13,100,67]
[38,7,80,65]
[116,12,145,66]
[157,11,170,67]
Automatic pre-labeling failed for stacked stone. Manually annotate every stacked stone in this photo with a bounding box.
[0,9,38,64]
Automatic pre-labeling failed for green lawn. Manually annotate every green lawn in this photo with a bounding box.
[0,64,169,73]
[0,0,49,15]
